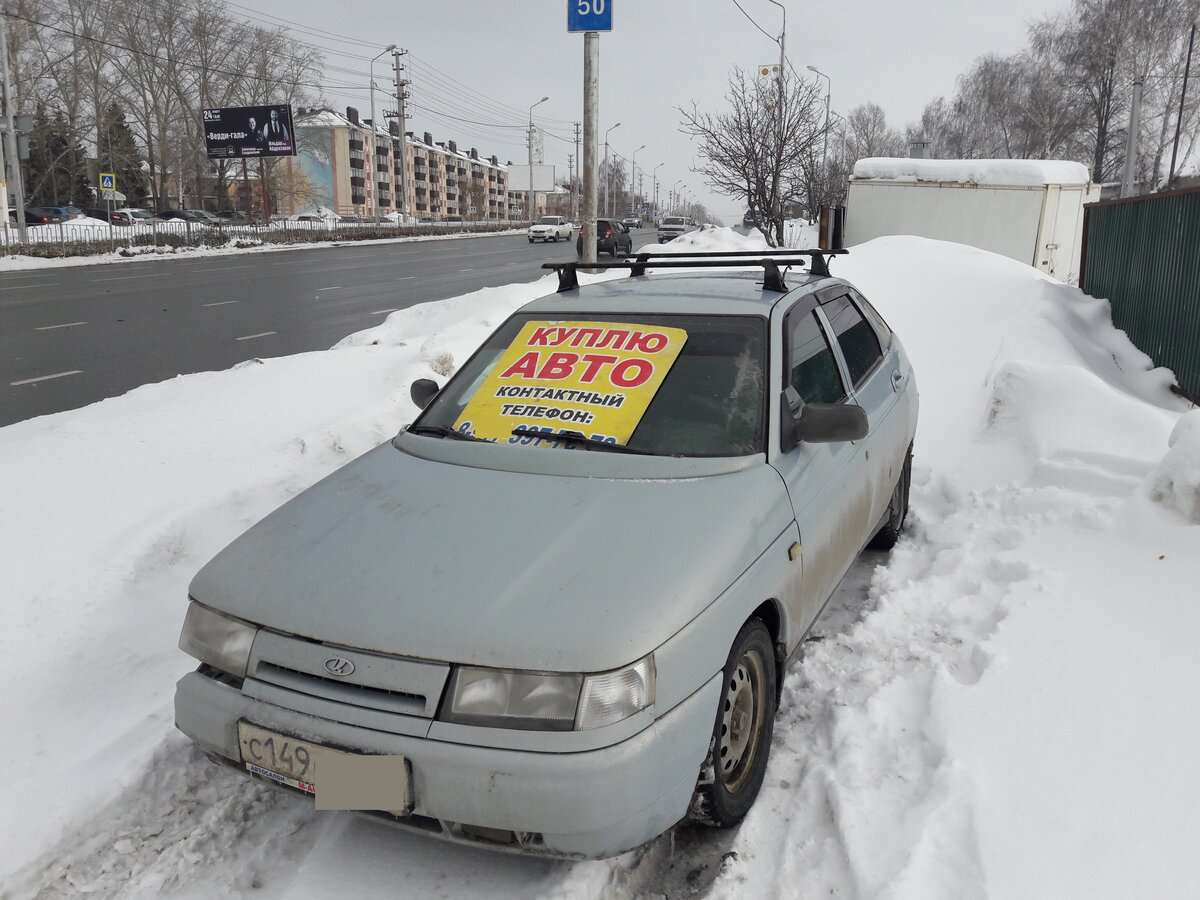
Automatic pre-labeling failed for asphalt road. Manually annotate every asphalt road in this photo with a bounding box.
[0,229,660,427]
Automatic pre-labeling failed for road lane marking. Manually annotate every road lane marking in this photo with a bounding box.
[0,282,61,290]
[370,308,398,315]
[315,286,342,291]
[194,264,254,272]
[203,300,240,307]
[458,268,475,272]
[235,331,277,341]
[93,273,168,282]
[35,321,87,330]
[11,370,83,386]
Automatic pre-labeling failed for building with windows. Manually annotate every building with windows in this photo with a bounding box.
[285,107,511,221]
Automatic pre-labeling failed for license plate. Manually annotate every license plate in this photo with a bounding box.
[237,721,411,813]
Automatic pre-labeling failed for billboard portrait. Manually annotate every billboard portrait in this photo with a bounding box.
[203,105,296,159]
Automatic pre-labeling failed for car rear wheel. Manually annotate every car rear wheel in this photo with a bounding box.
[689,618,776,827]
[870,445,913,550]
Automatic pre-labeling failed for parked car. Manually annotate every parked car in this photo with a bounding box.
[173,248,918,860]
[657,216,697,243]
[575,217,633,257]
[158,209,222,226]
[84,207,125,224]
[743,210,757,228]
[528,215,574,242]
[416,216,435,225]
[42,205,85,220]
[622,213,643,229]
[113,208,164,226]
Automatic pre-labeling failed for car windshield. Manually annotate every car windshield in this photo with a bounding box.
[413,312,767,457]
[662,217,685,225]
[536,217,558,225]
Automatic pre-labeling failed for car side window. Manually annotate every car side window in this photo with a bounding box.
[850,290,893,352]
[823,295,883,388]
[787,310,846,406]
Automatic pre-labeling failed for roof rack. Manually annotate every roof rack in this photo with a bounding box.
[541,248,848,293]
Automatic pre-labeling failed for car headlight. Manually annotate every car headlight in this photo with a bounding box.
[440,655,654,731]
[178,600,257,678]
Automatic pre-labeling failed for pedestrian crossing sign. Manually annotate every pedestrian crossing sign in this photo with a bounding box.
[99,172,115,190]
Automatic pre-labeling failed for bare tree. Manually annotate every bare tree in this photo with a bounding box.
[679,67,823,246]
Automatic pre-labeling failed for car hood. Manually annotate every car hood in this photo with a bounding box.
[190,441,793,672]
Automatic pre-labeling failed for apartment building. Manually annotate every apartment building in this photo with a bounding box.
[287,107,510,221]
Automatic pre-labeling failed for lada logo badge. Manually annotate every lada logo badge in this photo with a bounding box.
[324,657,356,677]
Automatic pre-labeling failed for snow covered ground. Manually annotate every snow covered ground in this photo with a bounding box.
[2,231,1197,899]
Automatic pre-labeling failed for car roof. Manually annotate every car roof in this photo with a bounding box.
[522,270,829,317]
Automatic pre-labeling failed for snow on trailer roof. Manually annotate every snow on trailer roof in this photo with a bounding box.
[852,157,1091,186]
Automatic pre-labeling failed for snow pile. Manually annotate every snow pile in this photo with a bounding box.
[654,224,770,253]
[3,233,1198,898]
[1145,410,1200,522]
[853,157,1092,186]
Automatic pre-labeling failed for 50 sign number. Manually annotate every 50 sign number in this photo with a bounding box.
[567,0,612,31]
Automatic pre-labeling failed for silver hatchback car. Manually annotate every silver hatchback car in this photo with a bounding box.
[174,249,918,859]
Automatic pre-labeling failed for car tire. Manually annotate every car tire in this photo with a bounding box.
[870,445,913,550]
[689,618,777,828]
[528,237,535,243]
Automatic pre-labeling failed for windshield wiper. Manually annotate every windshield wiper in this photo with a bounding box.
[510,427,653,455]
[408,424,489,443]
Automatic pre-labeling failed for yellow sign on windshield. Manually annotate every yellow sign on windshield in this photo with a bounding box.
[455,320,688,446]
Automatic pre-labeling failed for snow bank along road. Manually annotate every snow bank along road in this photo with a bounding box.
[2,230,1198,899]
[0,227,658,427]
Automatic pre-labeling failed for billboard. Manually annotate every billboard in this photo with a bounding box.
[202,104,296,159]
[507,164,556,192]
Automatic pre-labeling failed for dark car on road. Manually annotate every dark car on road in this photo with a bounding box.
[10,207,63,225]
[576,217,633,258]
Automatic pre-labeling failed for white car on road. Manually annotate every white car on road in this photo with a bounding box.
[528,216,574,242]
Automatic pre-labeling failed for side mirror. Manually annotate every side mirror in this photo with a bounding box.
[410,378,439,410]
[799,402,868,443]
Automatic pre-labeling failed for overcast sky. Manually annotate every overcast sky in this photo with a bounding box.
[243,0,1076,220]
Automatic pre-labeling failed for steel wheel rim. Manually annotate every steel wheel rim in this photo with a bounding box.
[719,648,766,793]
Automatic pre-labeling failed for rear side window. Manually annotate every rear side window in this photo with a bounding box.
[852,290,893,351]
[787,311,845,405]
[823,295,882,388]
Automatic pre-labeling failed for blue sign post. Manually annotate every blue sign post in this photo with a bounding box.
[568,0,612,32]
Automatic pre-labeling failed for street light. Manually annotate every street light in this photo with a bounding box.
[672,180,683,213]
[652,162,663,222]
[527,96,550,221]
[369,43,397,222]
[604,122,621,217]
[629,144,645,220]
[807,65,831,208]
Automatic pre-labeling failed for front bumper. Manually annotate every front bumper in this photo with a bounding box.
[175,668,720,858]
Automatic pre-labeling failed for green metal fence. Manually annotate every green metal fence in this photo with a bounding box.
[1080,186,1200,401]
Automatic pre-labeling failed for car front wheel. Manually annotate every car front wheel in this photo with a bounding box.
[870,445,913,550]
[690,618,777,827]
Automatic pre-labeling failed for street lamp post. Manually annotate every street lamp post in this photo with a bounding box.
[807,65,831,209]
[629,144,645,220]
[369,43,397,222]
[672,180,683,214]
[604,122,621,217]
[767,0,786,228]
[527,96,549,222]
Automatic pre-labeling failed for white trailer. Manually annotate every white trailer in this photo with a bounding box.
[844,158,1102,284]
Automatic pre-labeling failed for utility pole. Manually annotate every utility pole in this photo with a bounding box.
[1169,24,1196,188]
[767,0,786,238]
[583,34,599,264]
[369,44,396,222]
[393,49,409,222]
[1120,76,1144,198]
[604,121,620,219]
[1,10,28,242]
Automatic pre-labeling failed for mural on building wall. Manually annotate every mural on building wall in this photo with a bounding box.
[291,126,335,214]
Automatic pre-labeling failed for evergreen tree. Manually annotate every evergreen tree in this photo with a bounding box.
[25,106,92,207]
[97,103,148,207]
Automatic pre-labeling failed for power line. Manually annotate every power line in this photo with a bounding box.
[730,0,778,44]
